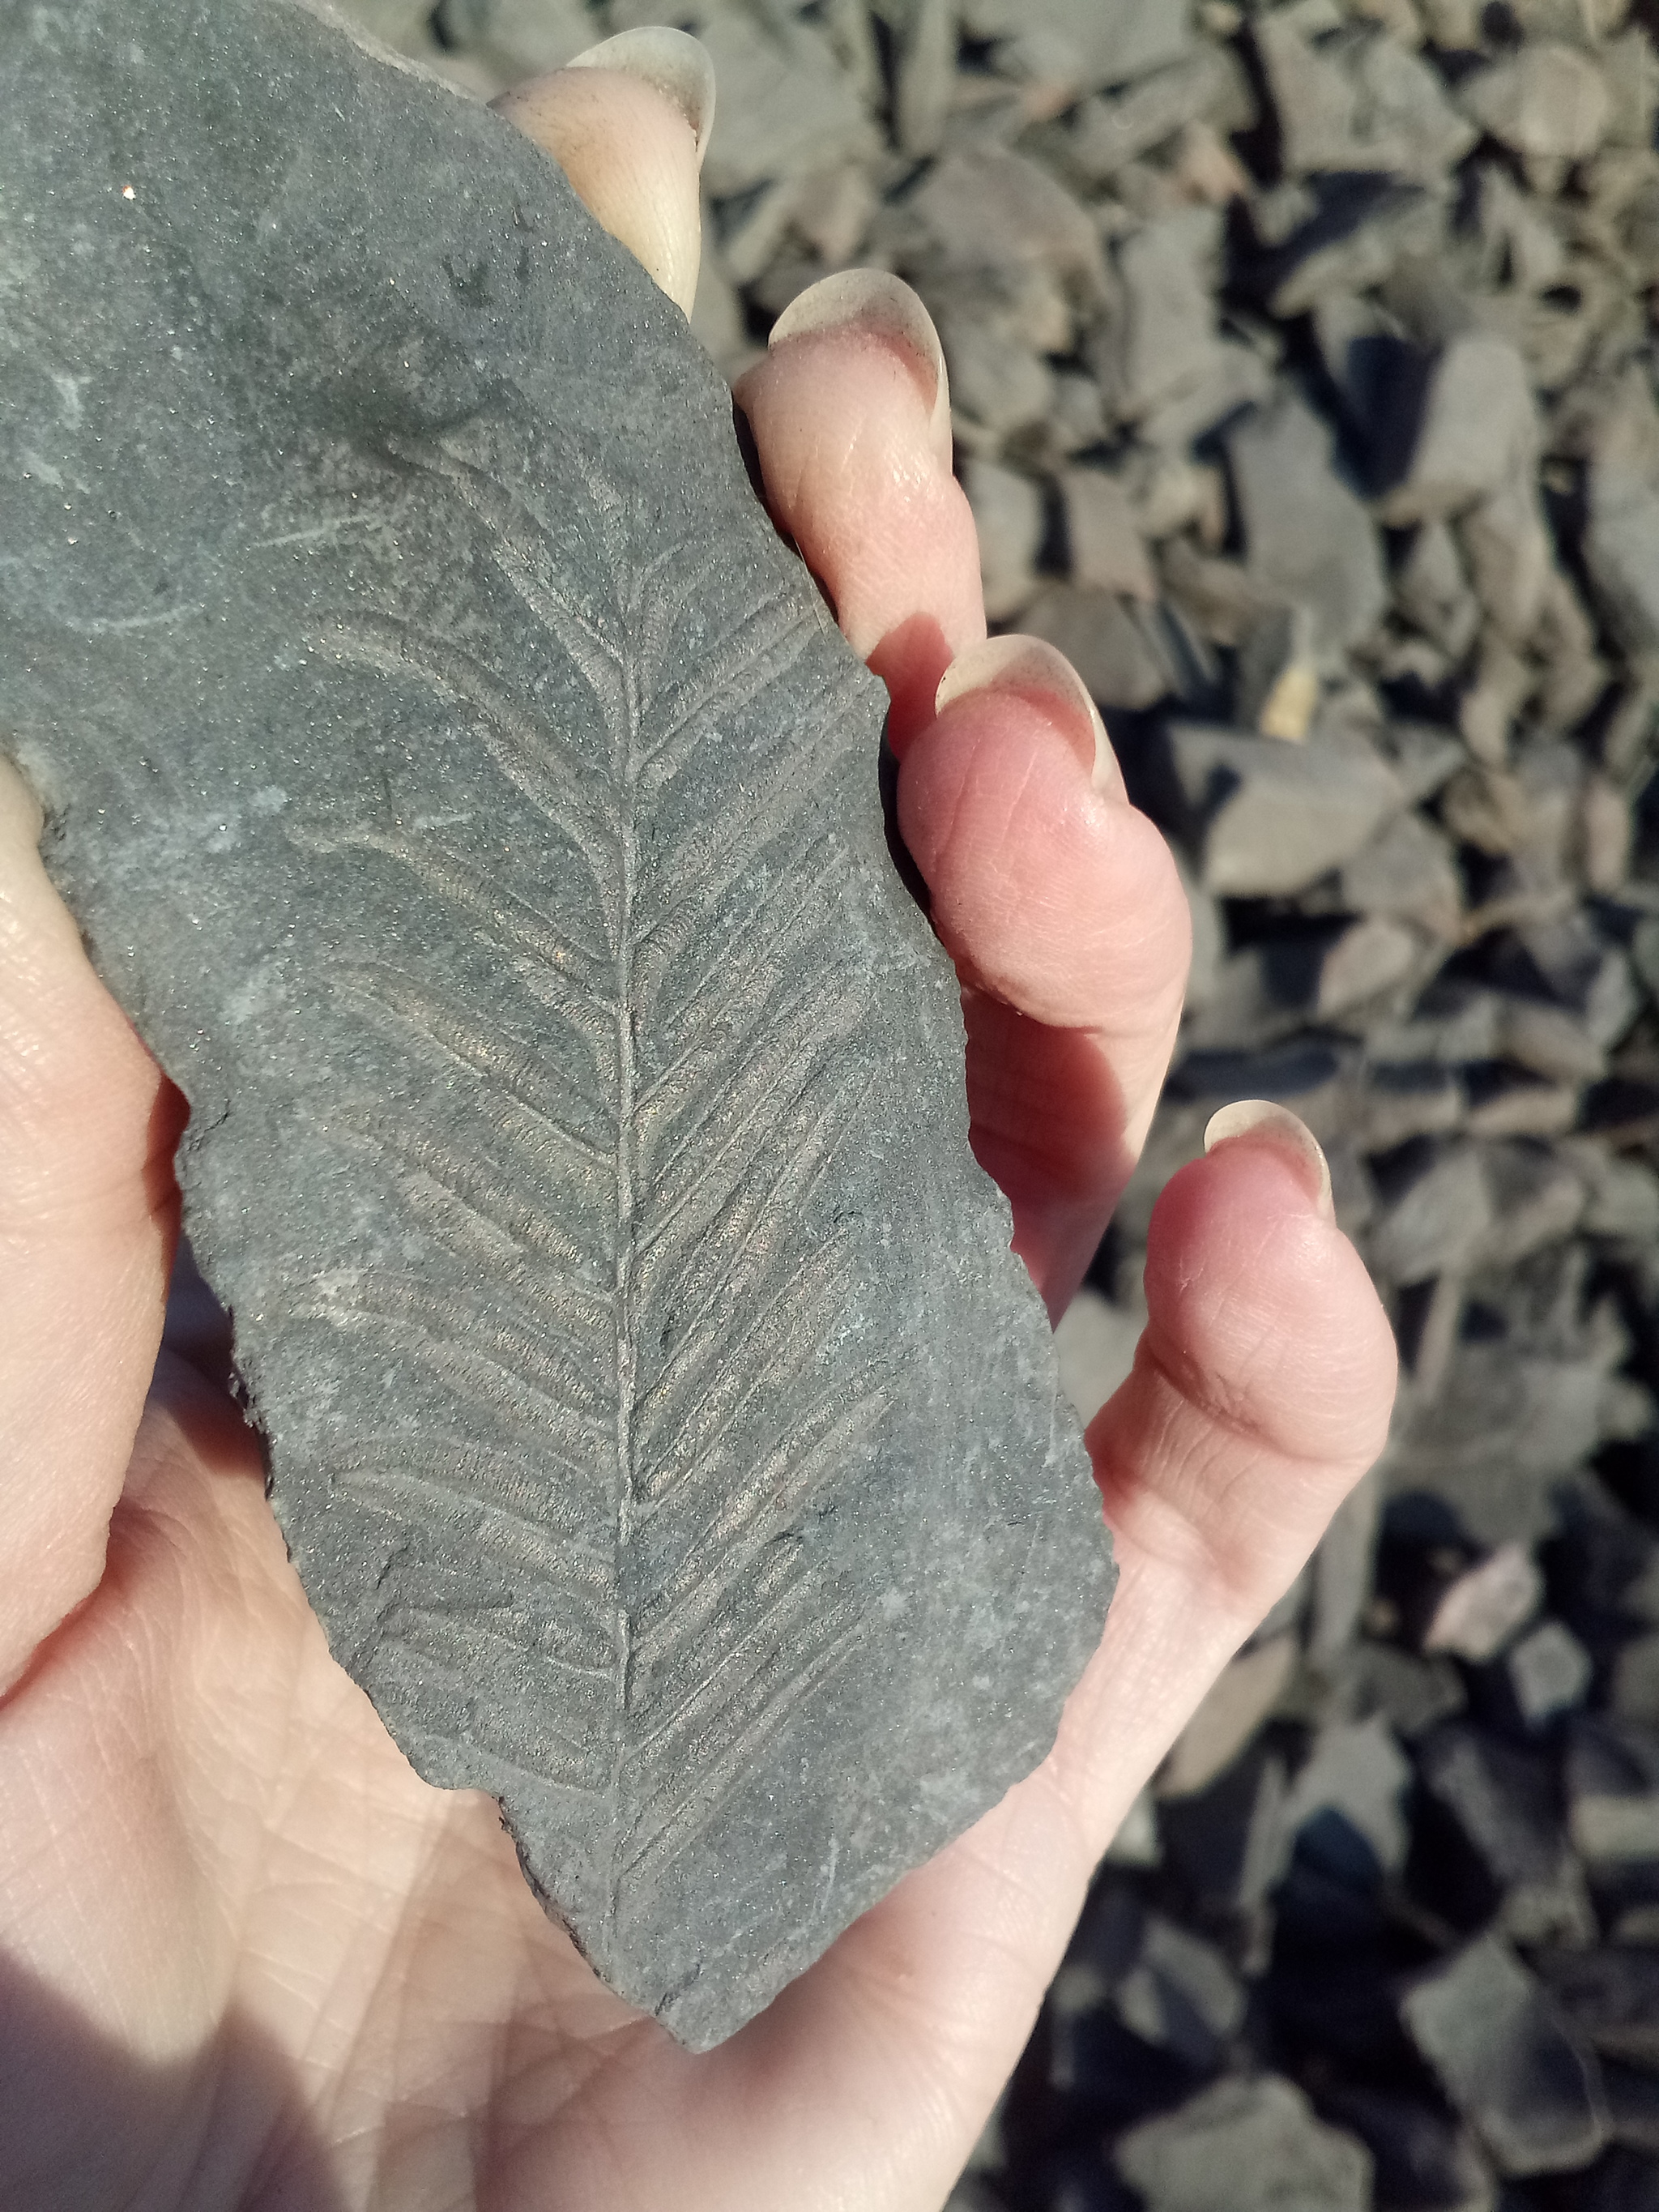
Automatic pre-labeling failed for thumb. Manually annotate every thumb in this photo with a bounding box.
[0,756,181,1692]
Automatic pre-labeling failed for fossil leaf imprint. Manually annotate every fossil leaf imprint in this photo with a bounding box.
[0,0,1114,2048]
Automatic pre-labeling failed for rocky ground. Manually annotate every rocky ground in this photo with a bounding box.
[331,0,1659,2203]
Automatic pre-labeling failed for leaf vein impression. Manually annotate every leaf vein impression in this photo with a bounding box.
[356,442,885,1922]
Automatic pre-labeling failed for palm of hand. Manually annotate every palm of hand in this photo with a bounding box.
[0,40,1397,2212]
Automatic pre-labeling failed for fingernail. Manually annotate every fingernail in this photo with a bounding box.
[934,635,1119,796]
[1204,1100,1334,1221]
[565,27,716,163]
[770,270,951,464]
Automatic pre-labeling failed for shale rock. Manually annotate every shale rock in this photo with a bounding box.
[1116,2076,1372,2212]
[1376,336,1538,527]
[1227,395,1388,660]
[611,0,878,196]
[962,0,1196,107]
[1401,1933,1609,2176]
[1456,43,1613,169]
[0,0,1111,2050]
[1162,724,1406,897]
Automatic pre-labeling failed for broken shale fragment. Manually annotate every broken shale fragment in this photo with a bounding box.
[0,0,1111,2046]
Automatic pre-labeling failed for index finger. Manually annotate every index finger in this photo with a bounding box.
[735,276,1190,1307]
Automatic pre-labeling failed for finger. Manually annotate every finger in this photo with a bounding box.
[1068,1104,1397,1821]
[900,638,1189,1311]
[736,288,1190,1306]
[676,1112,1396,2212]
[0,758,181,1692]
[732,271,985,743]
[492,28,713,316]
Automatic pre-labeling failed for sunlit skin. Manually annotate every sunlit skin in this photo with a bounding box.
[0,49,1398,2212]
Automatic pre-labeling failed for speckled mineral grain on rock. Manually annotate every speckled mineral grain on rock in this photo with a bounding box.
[0,0,1111,2048]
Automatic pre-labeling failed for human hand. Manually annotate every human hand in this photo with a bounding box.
[0,31,1397,2211]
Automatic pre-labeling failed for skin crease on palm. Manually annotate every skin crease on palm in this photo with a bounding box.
[0,32,1399,2212]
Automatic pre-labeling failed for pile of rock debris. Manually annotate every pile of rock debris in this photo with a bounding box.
[336,0,1659,2201]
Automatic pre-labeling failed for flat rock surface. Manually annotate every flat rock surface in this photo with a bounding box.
[1401,1933,1609,2176]
[0,0,1111,2048]
[1115,2075,1372,2212]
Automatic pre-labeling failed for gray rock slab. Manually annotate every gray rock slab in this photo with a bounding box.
[1422,1543,1543,1663]
[1538,1949,1659,2072]
[1572,1791,1659,1868]
[1415,1726,1594,1948]
[1228,395,1388,660]
[1371,1132,1593,1292]
[962,455,1044,621]
[1401,1934,1608,2178]
[1158,1635,1299,1799]
[1116,2076,1372,2212]
[436,0,599,80]
[609,0,879,198]
[1139,343,1274,457]
[1351,1642,1467,1740]
[1112,1912,1247,2069]
[1508,1621,1594,1728]
[1393,519,1482,660]
[963,0,1196,101]
[1052,1288,1141,1432]
[1256,12,1474,186]
[1367,1139,1490,1286]
[1377,336,1539,527]
[1386,1343,1604,1547]
[1456,43,1613,165]
[1458,472,1553,644]
[1612,1633,1659,1727]
[0,0,1112,2048]
[1311,1469,1382,1660]
[1252,12,1367,179]
[1341,810,1464,940]
[1477,1139,1589,1268]
[1567,1721,1659,1868]
[932,291,1056,443]
[1021,584,1172,713]
[890,0,955,159]
[1060,469,1156,603]
[1349,30,1480,182]
[1585,464,1659,659]
[1069,46,1239,180]
[1107,208,1226,425]
[910,147,1106,306]
[1322,2089,1497,2212]
[1161,724,1406,899]
[1358,1061,1465,1155]
[1282,1717,1412,1877]
[1158,1744,1293,1915]
[1605,25,1659,152]
[1371,720,1467,808]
